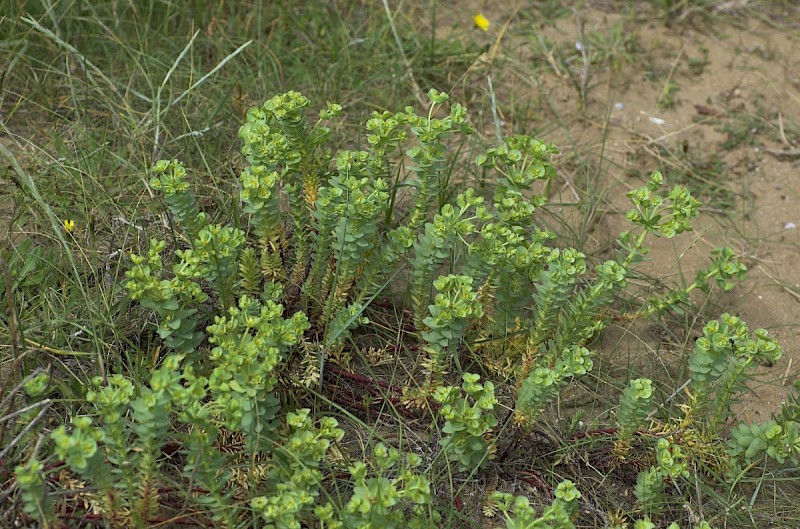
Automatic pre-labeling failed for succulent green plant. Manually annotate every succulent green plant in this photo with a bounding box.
[689,313,782,423]
[433,373,498,473]
[492,480,581,529]
[15,90,778,529]
[617,378,655,439]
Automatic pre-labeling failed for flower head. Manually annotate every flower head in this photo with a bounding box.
[473,13,490,32]
[63,219,75,233]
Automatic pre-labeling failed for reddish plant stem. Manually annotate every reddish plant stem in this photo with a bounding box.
[454,495,463,512]
[516,470,552,494]
[326,364,404,394]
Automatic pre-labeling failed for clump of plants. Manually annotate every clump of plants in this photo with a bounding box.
[10,89,797,528]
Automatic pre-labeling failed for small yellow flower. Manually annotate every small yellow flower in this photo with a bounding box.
[473,13,490,32]
[63,219,75,233]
